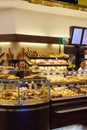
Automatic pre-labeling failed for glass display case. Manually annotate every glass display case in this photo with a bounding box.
[49,72,87,129]
[0,73,50,130]
[0,77,49,106]
[46,71,87,99]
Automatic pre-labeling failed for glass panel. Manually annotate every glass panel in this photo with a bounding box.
[19,78,50,105]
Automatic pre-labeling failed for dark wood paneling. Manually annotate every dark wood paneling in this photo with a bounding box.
[0,102,50,130]
[64,45,78,54]
[0,34,59,43]
[0,34,15,42]
[15,34,59,43]
[50,96,87,129]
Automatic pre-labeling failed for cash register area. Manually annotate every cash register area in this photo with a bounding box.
[53,124,87,130]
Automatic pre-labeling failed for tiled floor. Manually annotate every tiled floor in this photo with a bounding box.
[53,124,87,130]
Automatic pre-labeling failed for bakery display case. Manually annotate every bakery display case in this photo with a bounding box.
[0,34,87,130]
[49,72,87,129]
[0,75,50,130]
[0,77,49,106]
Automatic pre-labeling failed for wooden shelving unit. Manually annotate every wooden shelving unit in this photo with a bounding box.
[0,53,5,65]
[0,34,59,43]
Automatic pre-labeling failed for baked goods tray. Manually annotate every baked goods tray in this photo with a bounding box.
[29,64,69,66]
[25,53,69,59]
[0,76,47,83]
[51,94,87,101]
[50,81,87,86]
[0,98,48,106]
[0,78,19,83]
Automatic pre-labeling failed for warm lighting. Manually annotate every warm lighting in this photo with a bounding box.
[51,44,59,47]
[19,42,48,46]
[0,42,11,45]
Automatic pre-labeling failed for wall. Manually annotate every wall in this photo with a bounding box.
[14,9,87,38]
[0,7,87,37]
[0,9,15,34]
[0,7,87,61]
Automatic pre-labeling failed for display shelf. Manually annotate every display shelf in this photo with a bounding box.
[0,52,5,57]
[0,34,59,43]
[0,75,47,83]
[51,94,87,101]
[28,64,69,66]
[50,73,87,129]
[0,60,5,65]
[50,81,87,86]
[0,78,19,84]
[20,77,48,82]
[0,53,5,65]
[25,52,69,70]
[25,52,69,60]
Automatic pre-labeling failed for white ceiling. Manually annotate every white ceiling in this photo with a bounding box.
[0,0,87,19]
